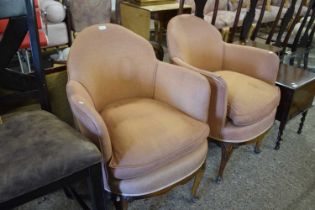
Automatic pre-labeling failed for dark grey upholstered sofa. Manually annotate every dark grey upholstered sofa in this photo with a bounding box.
[0,110,105,210]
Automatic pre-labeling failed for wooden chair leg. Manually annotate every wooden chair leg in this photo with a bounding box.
[113,196,128,210]
[216,142,234,183]
[87,163,107,210]
[221,27,230,42]
[254,131,268,154]
[63,187,73,199]
[254,138,263,154]
[191,162,206,200]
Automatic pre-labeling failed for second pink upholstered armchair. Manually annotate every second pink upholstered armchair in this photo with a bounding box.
[67,23,211,209]
[167,14,281,183]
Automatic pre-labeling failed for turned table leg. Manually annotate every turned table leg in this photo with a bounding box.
[297,110,308,134]
[275,120,287,150]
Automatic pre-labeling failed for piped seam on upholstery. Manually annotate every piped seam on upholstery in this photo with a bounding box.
[152,60,159,99]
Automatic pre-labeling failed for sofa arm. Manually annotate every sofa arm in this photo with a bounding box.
[172,57,228,139]
[154,61,210,123]
[66,80,112,162]
[223,43,279,84]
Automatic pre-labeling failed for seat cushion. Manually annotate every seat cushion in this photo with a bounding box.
[204,12,227,29]
[105,141,208,196]
[0,111,101,203]
[44,22,69,47]
[101,98,209,180]
[214,71,280,126]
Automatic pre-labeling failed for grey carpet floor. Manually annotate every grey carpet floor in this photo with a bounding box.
[14,106,315,210]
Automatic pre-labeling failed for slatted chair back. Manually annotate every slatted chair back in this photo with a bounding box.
[279,0,306,51]
[292,0,315,51]
[178,0,185,14]
[266,0,286,44]
[194,0,207,18]
[251,0,268,40]
[266,0,306,51]
[211,0,220,25]
[240,0,259,42]
[302,3,315,48]
[228,0,244,42]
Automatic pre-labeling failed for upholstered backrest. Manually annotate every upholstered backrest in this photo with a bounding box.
[67,0,111,32]
[167,15,224,71]
[67,24,157,111]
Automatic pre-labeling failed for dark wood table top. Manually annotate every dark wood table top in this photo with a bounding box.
[276,64,315,90]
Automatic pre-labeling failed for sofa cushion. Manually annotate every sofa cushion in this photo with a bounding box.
[101,98,209,180]
[43,22,68,47]
[0,111,101,203]
[214,71,280,126]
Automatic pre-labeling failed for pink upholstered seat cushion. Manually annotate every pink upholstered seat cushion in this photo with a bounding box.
[214,71,280,126]
[102,98,209,180]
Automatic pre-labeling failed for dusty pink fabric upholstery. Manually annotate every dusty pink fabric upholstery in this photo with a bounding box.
[167,15,280,142]
[67,23,210,196]
[214,71,280,126]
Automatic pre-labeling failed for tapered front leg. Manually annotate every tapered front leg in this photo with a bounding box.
[192,162,206,199]
[216,142,235,183]
[113,195,128,210]
[297,111,308,134]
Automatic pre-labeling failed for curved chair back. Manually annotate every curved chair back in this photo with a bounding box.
[67,24,157,111]
[167,14,224,71]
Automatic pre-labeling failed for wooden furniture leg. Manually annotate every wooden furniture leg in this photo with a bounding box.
[275,120,287,150]
[191,162,206,199]
[254,138,263,154]
[297,110,308,134]
[113,196,128,210]
[216,142,234,183]
[87,163,107,210]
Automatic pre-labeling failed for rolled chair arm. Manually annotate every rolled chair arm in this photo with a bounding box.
[67,80,112,162]
[223,43,280,84]
[172,57,228,139]
[154,61,211,123]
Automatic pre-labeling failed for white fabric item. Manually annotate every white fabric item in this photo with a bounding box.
[40,0,66,23]
[50,47,70,62]
[44,22,68,47]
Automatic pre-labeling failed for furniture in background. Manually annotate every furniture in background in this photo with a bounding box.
[0,2,105,210]
[40,0,69,48]
[0,0,50,110]
[0,111,105,210]
[67,23,210,209]
[0,0,48,74]
[120,1,191,42]
[46,0,111,64]
[274,65,315,149]
[64,0,111,38]
[167,15,281,182]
